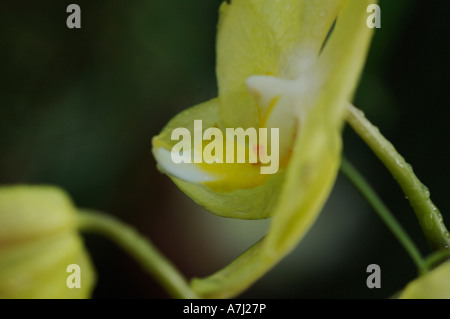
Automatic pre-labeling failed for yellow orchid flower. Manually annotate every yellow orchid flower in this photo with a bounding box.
[152,0,376,297]
[0,185,95,299]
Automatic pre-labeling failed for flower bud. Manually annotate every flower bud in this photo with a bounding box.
[0,185,95,298]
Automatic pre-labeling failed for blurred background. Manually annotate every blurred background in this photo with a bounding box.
[1,0,449,298]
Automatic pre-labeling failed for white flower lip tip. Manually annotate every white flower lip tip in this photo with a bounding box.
[153,147,217,184]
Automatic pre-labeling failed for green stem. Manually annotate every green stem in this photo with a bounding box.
[346,103,450,251]
[341,157,426,275]
[77,209,198,299]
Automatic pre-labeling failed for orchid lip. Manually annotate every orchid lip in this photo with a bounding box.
[154,147,217,184]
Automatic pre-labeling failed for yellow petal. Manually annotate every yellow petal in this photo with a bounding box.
[398,262,450,299]
[317,0,379,122]
[267,0,378,254]
[216,0,343,129]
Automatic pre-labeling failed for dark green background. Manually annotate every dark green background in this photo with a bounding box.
[1,0,449,298]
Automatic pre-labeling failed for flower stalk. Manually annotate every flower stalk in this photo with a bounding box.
[346,103,450,252]
[77,209,197,299]
[340,157,426,274]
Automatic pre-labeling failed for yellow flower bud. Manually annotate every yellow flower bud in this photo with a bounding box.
[0,185,95,299]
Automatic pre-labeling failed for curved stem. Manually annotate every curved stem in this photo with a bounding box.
[77,209,197,299]
[346,103,450,251]
[341,157,426,275]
